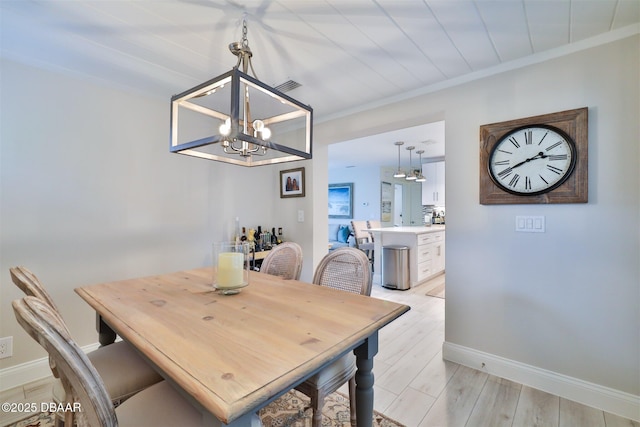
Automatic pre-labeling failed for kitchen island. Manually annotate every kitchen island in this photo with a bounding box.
[368,226,445,289]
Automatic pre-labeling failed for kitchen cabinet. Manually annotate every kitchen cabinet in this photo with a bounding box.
[422,161,445,205]
[415,231,445,283]
[369,226,445,288]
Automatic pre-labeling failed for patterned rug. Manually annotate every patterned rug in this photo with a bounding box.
[5,390,404,427]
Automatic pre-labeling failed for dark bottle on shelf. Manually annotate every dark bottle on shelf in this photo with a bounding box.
[241,227,247,241]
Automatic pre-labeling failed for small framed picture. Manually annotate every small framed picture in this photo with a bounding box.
[280,167,305,198]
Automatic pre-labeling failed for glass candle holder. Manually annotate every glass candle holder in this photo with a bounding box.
[212,242,250,293]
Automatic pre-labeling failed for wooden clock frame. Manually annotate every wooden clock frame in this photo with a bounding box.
[479,107,588,205]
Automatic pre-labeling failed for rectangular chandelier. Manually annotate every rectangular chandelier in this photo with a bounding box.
[170,68,313,167]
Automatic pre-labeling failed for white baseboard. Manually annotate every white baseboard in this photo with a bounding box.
[0,342,100,392]
[443,341,640,422]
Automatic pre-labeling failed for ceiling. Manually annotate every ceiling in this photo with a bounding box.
[329,121,445,170]
[2,0,638,168]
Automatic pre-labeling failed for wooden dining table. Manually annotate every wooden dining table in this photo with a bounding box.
[75,267,410,427]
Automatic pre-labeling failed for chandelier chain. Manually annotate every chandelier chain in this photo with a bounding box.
[242,18,249,48]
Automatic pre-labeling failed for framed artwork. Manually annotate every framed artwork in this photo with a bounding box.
[280,167,305,198]
[381,182,392,222]
[328,183,353,219]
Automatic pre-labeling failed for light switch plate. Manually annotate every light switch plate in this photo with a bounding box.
[297,210,304,222]
[515,216,545,233]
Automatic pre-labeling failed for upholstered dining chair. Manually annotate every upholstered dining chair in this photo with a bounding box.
[295,247,372,427]
[259,242,303,280]
[12,296,203,427]
[9,266,163,427]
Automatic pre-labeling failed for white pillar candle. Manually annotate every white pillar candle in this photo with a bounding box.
[217,252,244,288]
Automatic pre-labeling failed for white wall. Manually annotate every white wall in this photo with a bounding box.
[0,59,315,370]
[313,33,639,411]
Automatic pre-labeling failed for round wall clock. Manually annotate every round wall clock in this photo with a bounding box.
[479,107,588,205]
[487,125,577,196]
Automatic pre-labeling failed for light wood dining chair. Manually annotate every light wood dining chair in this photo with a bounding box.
[12,296,203,427]
[9,266,163,426]
[260,242,303,280]
[351,220,375,271]
[366,220,381,269]
[295,247,372,427]
[366,220,381,231]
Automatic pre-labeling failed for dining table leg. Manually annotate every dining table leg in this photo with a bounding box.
[95,314,116,346]
[354,332,379,427]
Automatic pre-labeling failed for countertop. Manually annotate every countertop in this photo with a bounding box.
[368,225,445,235]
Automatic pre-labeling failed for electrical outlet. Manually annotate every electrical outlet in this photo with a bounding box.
[0,336,13,359]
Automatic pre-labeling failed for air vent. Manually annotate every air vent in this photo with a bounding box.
[419,139,438,145]
[274,80,302,93]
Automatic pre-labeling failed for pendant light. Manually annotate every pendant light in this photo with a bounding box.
[393,141,406,178]
[170,17,312,167]
[415,150,426,182]
[405,146,417,180]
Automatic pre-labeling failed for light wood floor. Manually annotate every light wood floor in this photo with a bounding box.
[2,274,638,427]
[357,273,639,427]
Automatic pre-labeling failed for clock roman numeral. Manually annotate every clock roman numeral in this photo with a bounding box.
[508,174,520,187]
[546,165,563,175]
[498,167,513,179]
[525,176,532,190]
[509,137,520,148]
[545,141,562,151]
[548,154,567,161]
[537,131,549,145]
[539,174,549,185]
[498,149,512,155]
[525,130,533,145]
[494,160,510,166]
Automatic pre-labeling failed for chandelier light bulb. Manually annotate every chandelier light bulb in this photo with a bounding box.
[219,118,231,136]
[252,119,271,140]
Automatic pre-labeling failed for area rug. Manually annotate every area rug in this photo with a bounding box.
[426,282,445,299]
[4,390,404,427]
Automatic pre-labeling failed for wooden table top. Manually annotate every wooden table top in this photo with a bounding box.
[75,267,409,424]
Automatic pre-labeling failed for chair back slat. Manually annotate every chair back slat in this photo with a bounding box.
[12,296,117,427]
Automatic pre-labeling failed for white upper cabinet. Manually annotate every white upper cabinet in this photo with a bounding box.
[422,161,445,205]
